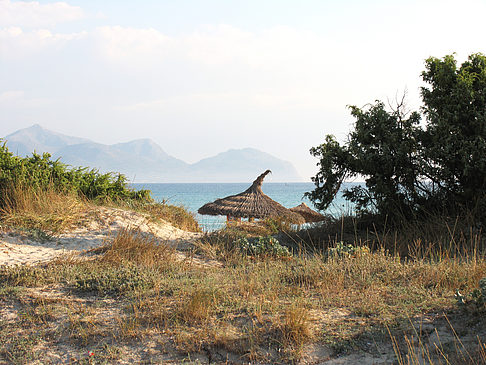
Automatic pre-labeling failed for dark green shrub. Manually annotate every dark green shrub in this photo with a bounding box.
[307,53,486,223]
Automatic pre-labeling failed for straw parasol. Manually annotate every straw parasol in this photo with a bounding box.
[290,203,327,223]
[198,170,305,224]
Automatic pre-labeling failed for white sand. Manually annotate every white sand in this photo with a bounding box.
[0,206,202,267]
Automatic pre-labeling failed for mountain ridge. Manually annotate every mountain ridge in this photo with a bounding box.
[3,125,303,183]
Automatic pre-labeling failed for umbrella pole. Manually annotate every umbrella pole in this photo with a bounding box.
[226,215,241,223]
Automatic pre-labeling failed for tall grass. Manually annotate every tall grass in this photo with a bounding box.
[129,201,200,232]
[287,211,486,259]
[100,228,176,269]
[0,181,86,235]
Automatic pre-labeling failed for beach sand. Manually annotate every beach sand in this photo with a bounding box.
[0,206,203,267]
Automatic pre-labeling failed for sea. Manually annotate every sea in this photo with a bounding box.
[131,182,359,232]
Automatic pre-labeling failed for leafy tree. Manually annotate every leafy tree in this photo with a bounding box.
[306,100,422,217]
[421,53,486,211]
[307,53,486,221]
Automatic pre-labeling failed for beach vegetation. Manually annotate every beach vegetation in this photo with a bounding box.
[0,143,199,232]
[1,228,485,363]
[0,143,151,204]
[234,235,292,258]
[307,52,486,224]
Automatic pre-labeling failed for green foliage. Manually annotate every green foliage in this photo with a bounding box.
[0,264,56,287]
[73,264,157,296]
[421,53,486,212]
[327,242,370,259]
[455,277,486,309]
[234,235,291,258]
[307,53,486,222]
[0,142,152,206]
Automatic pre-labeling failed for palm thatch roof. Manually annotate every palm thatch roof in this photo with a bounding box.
[290,203,326,223]
[198,170,305,224]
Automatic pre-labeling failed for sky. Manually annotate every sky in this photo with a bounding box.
[1,0,485,181]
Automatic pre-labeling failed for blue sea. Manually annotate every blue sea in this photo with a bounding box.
[130,182,358,232]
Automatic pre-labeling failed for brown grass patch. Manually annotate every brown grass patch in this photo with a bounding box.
[0,182,87,235]
[100,228,176,269]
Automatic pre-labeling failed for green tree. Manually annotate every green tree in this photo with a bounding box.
[306,100,422,218]
[421,53,486,211]
[307,52,486,221]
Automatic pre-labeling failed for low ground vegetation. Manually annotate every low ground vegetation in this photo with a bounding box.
[1,218,485,363]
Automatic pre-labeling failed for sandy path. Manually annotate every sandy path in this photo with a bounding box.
[0,206,203,267]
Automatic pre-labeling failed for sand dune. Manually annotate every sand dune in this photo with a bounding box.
[0,206,202,267]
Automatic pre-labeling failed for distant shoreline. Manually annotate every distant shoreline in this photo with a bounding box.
[130,181,314,185]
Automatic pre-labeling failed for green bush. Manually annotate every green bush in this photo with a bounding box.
[307,53,486,223]
[234,236,291,258]
[0,142,151,206]
[455,277,486,308]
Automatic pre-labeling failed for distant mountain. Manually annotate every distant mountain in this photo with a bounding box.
[2,124,303,182]
[190,148,302,182]
[4,124,90,156]
[52,139,188,181]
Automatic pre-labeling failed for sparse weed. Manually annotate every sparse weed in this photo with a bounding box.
[0,330,40,365]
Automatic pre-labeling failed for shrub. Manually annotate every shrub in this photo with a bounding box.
[455,277,486,309]
[73,264,157,295]
[307,53,486,224]
[234,236,291,258]
[0,142,151,207]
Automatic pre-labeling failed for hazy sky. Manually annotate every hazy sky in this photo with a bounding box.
[1,0,485,181]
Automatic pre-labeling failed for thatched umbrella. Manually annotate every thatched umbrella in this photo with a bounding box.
[290,203,327,223]
[198,170,305,224]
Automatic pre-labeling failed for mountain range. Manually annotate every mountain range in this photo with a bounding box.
[2,124,303,182]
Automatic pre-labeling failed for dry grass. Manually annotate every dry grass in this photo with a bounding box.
[0,182,87,235]
[389,315,486,365]
[278,303,314,359]
[122,200,200,232]
[1,217,486,363]
[100,228,176,269]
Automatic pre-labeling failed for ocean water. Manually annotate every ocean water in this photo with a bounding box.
[130,182,357,232]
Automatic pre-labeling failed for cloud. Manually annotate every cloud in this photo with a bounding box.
[94,24,329,72]
[116,89,332,114]
[0,0,84,28]
[95,26,173,66]
[0,26,86,59]
[0,90,53,107]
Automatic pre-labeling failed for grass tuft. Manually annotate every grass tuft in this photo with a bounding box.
[100,228,176,269]
[278,303,313,359]
[0,182,86,235]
